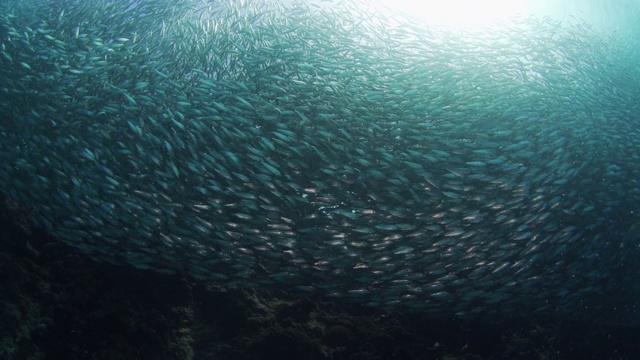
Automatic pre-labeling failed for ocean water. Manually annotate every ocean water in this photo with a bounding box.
[1,0,639,333]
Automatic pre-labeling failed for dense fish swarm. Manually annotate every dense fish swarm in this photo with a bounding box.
[1,0,639,317]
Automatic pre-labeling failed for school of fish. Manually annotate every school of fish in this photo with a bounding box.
[1,0,639,318]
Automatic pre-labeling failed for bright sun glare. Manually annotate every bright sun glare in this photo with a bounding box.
[373,0,532,29]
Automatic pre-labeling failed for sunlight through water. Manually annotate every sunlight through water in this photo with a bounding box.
[371,0,531,30]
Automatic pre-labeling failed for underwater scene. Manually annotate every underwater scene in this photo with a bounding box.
[1,0,639,358]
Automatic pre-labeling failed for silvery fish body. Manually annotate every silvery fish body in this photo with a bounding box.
[0,0,639,319]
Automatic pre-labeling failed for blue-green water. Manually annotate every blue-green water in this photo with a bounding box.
[0,0,639,322]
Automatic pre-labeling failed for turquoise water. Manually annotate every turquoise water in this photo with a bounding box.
[0,0,639,321]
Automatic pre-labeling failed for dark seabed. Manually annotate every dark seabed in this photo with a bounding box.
[3,198,640,359]
[1,0,640,358]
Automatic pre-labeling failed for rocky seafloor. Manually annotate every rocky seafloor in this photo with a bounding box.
[2,195,639,360]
